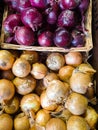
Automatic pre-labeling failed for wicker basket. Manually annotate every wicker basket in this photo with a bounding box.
[0,0,93,52]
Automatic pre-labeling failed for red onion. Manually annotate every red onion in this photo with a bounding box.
[57,9,76,28]
[71,29,85,47]
[59,0,81,10]
[15,26,35,46]
[17,0,31,12]
[21,8,43,31]
[38,30,53,47]
[29,0,47,9]
[3,14,22,34]
[53,27,71,48]
[78,0,90,14]
[45,7,58,25]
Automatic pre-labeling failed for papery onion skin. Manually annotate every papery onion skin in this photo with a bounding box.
[46,79,69,104]
[57,10,76,28]
[21,8,43,31]
[0,79,15,103]
[65,92,88,115]
[53,27,71,48]
[67,115,90,130]
[40,91,58,111]
[60,0,81,10]
[65,52,83,67]
[0,50,15,70]
[0,113,13,130]
[3,14,22,34]
[17,0,31,12]
[15,26,35,46]
[14,113,30,130]
[35,109,51,126]
[78,0,90,14]
[29,0,47,9]
[20,93,40,113]
[38,30,53,47]
[46,52,65,71]
[70,71,92,94]
[46,118,67,130]
[12,58,31,78]
[13,75,36,95]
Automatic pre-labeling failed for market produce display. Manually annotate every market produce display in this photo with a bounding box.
[2,0,90,48]
[0,50,97,130]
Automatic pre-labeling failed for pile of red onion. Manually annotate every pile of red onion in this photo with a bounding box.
[3,0,90,47]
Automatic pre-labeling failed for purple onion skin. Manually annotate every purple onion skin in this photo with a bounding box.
[57,9,76,28]
[21,8,43,31]
[60,0,81,10]
[17,0,31,12]
[53,27,71,48]
[71,29,85,47]
[78,0,90,14]
[15,26,35,46]
[3,14,22,34]
[38,31,53,47]
[29,0,47,9]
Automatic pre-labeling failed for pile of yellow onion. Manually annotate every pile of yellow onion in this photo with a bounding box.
[0,49,97,130]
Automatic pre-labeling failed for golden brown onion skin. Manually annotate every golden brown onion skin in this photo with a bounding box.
[20,93,40,113]
[0,50,15,70]
[31,63,48,79]
[70,70,92,94]
[20,51,39,64]
[46,118,67,130]
[1,69,15,80]
[0,113,13,130]
[14,113,30,130]
[12,58,31,78]
[13,75,36,95]
[35,109,51,126]
[67,115,90,130]
[46,53,65,71]
[65,92,88,115]
[0,79,15,103]
[65,52,83,67]
[40,91,58,111]
[43,72,59,88]
[46,80,69,104]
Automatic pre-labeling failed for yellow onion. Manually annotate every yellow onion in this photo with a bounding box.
[35,109,51,126]
[0,79,15,103]
[84,106,98,129]
[40,91,58,111]
[14,112,30,130]
[0,50,15,70]
[58,65,74,82]
[13,75,36,95]
[0,113,13,130]
[20,51,39,64]
[4,96,20,114]
[78,63,96,74]
[67,115,90,130]
[12,58,31,77]
[70,69,92,94]
[65,52,83,67]
[46,118,67,130]
[46,53,65,71]
[46,80,70,104]
[43,72,59,88]
[20,93,40,113]
[65,92,88,115]
[31,63,48,79]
